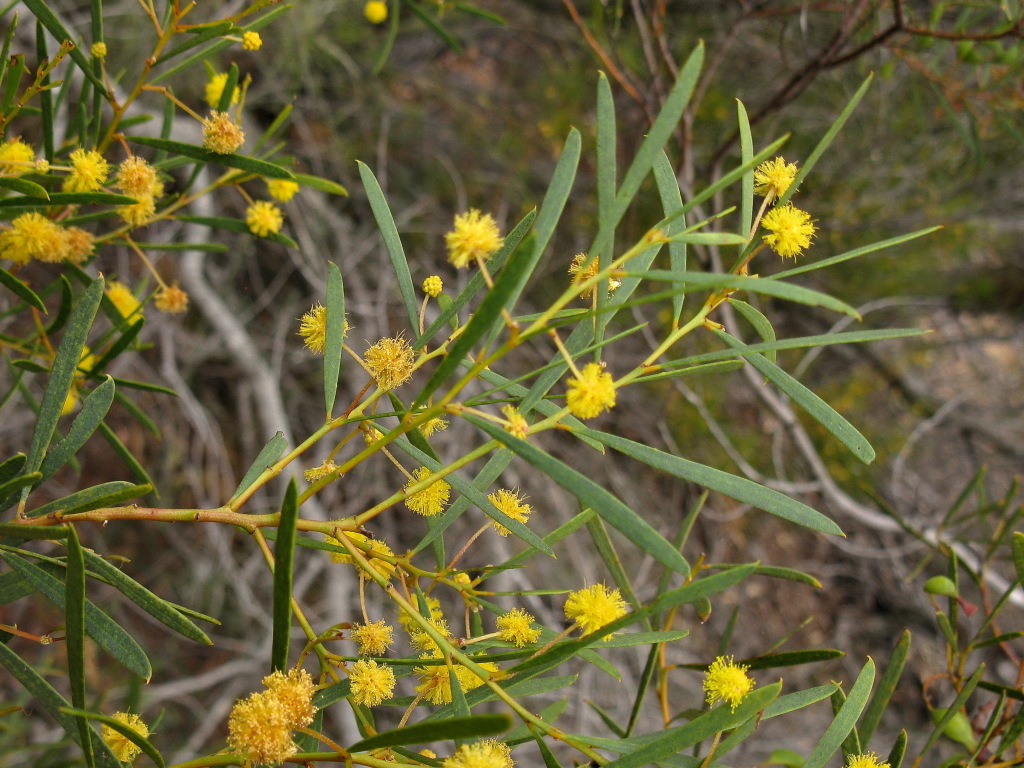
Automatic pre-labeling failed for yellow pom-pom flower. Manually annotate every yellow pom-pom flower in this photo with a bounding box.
[325,531,397,579]
[298,303,347,354]
[445,209,503,269]
[364,1,388,24]
[227,690,296,765]
[303,459,338,482]
[753,156,798,202]
[62,227,96,265]
[487,488,532,537]
[0,138,35,175]
[205,72,240,109]
[496,608,541,647]
[246,201,284,237]
[502,405,529,439]
[569,253,620,299]
[117,156,158,197]
[155,284,189,313]
[349,659,395,706]
[422,275,443,297]
[106,281,142,320]
[703,655,754,711]
[266,178,299,202]
[564,583,627,639]
[262,668,316,729]
[565,362,616,419]
[0,212,65,264]
[443,740,514,768]
[352,619,394,656]
[363,336,415,390]
[202,111,245,154]
[761,203,816,260]
[404,467,451,517]
[420,417,448,437]
[415,659,497,705]
[63,148,109,193]
[91,41,108,58]
[846,753,890,768]
[242,31,263,51]
[100,711,149,763]
[399,596,444,634]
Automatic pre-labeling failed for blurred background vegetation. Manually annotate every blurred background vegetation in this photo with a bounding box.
[3,1,1023,764]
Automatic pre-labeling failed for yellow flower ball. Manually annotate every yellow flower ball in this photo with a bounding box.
[364,1,388,24]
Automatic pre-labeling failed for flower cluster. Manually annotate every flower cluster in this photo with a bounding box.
[227,668,316,765]
[754,156,816,260]
[702,655,754,710]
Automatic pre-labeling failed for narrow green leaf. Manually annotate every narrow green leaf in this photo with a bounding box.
[0,176,49,198]
[65,526,94,768]
[313,680,351,708]
[715,329,875,464]
[175,215,297,248]
[588,699,627,738]
[133,241,229,253]
[668,328,928,369]
[26,481,151,519]
[293,172,348,196]
[596,72,617,248]
[535,733,565,768]
[1012,532,1024,587]
[80,549,211,645]
[578,428,843,536]
[0,265,46,312]
[216,63,239,112]
[97,422,156,490]
[271,479,299,671]
[588,515,646,613]
[777,74,873,208]
[413,243,537,409]
[639,271,860,317]
[21,0,105,91]
[802,659,875,768]
[38,376,114,483]
[0,551,152,680]
[709,563,820,587]
[0,192,138,208]
[0,471,43,502]
[602,684,780,768]
[90,319,145,374]
[652,150,687,323]
[737,99,754,239]
[742,649,844,670]
[324,262,345,418]
[45,276,75,334]
[468,417,689,574]
[0,643,122,767]
[0,521,69,540]
[24,277,104,481]
[772,226,943,279]
[129,136,295,179]
[350,714,511,752]
[60,708,165,768]
[0,454,27,485]
[357,161,419,331]
[763,684,841,719]
[921,665,985,755]
[231,431,289,502]
[888,730,908,768]
[593,43,704,262]
[731,299,777,365]
[861,630,910,745]
[997,700,1024,755]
